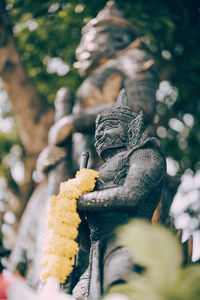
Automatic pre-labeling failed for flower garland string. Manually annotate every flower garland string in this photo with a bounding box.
[40,168,99,284]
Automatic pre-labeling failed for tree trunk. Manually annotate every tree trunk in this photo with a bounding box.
[0,1,54,219]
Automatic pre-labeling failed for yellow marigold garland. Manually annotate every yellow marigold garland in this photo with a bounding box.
[40,168,99,283]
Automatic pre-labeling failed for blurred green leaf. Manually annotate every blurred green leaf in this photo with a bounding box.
[106,220,200,300]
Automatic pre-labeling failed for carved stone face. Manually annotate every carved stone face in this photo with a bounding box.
[75,23,137,74]
[95,120,127,160]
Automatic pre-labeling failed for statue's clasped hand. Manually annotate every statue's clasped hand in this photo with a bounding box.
[78,191,99,210]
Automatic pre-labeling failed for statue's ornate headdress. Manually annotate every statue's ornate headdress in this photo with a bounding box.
[95,89,137,125]
[95,89,145,158]
[83,0,139,37]
[75,1,140,73]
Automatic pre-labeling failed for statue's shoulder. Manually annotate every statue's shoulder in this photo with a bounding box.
[120,48,155,63]
[128,137,166,168]
[118,48,157,76]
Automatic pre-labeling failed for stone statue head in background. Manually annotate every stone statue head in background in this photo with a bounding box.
[75,0,140,74]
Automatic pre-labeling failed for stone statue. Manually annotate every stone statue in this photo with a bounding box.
[72,89,166,299]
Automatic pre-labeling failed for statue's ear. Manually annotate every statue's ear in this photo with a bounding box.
[127,111,144,148]
[95,114,101,127]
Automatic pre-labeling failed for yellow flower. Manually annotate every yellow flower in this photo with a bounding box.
[59,183,82,199]
[42,237,78,257]
[40,168,99,283]
[46,225,79,239]
[47,212,81,227]
[41,254,74,283]
[50,198,77,211]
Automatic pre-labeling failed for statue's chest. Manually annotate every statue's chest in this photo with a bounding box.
[77,65,123,109]
[98,153,129,188]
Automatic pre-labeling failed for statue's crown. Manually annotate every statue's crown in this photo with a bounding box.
[83,1,139,37]
[96,89,137,126]
[96,1,124,21]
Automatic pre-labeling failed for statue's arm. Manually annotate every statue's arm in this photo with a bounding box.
[48,102,115,145]
[78,147,166,212]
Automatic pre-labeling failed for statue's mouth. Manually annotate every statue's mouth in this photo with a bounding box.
[95,134,126,158]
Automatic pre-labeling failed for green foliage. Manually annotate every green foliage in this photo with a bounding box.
[0,131,17,166]
[0,131,20,195]
[106,220,200,300]
[7,0,86,104]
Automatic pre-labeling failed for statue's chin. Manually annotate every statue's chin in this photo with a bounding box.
[100,144,126,161]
